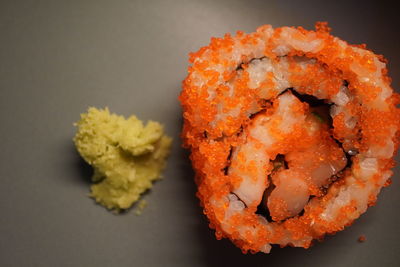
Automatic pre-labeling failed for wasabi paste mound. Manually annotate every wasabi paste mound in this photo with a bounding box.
[73,107,172,211]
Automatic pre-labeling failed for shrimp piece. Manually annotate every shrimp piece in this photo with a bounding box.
[285,130,347,192]
[267,112,347,221]
[229,141,271,207]
[267,169,309,221]
[230,92,306,207]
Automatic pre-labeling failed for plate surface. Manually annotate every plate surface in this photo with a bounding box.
[0,0,399,266]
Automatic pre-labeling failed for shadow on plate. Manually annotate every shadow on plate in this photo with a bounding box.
[69,144,93,186]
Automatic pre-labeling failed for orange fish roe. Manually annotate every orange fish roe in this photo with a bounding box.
[358,235,367,243]
[268,196,291,222]
[180,22,399,254]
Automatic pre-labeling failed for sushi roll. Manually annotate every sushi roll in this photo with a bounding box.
[180,22,400,253]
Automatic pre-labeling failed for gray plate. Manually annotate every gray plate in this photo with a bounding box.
[1,0,399,266]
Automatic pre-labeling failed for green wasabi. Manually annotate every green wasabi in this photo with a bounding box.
[73,107,172,211]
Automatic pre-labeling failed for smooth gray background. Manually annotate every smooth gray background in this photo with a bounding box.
[1,0,399,266]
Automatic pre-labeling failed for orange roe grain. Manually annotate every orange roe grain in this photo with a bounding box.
[358,235,367,243]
